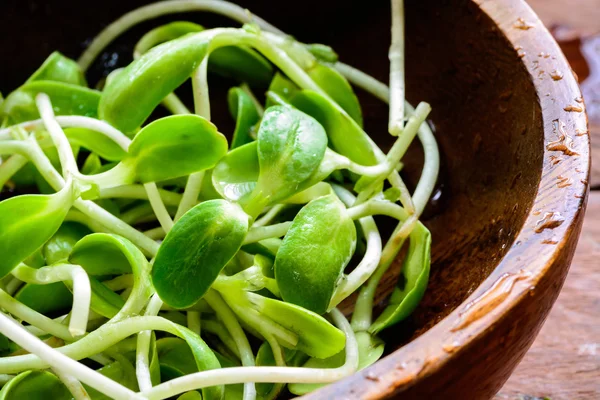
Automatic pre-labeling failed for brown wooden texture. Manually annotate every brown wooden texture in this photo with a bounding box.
[526,0,600,187]
[495,2,600,399]
[498,192,600,399]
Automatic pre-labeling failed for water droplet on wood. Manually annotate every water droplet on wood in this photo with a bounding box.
[451,270,532,332]
[549,70,564,80]
[514,18,534,30]
[546,120,579,156]
[534,211,565,233]
[556,175,572,188]
[564,105,584,112]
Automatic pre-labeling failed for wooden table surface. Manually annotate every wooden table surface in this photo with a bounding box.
[495,1,600,399]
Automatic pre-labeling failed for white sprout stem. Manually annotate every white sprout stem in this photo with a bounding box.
[388,0,405,136]
[77,0,284,71]
[334,61,440,252]
[244,222,291,244]
[144,227,166,241]
[89,354,113,366]
[245,197,410,245]
[0,154,28,190]
[174,171,204,221]
[0,316,202,373]
[220,293,298,350]
[187,311,201,336]
[0,289,73,341]
[355,102,431,204]
[99,185,183,206]
[36,94,79,177]
[334,64,440,214]
[326,150,390,178]
[65,210,111,233]
[252,204,285,227]
[328,187,382,309]
[0,139,159,255]
[162,94,192,115]
[240,83,265,117]
[144,182,174,233]
[12,263,91,337]
[0,116,131,151]
[204,290,256,400]
[142,309,358,400]
[103,274,134,291]
[334,63,390,102]
[136,294,164,392]
[175,56,210,220]
[0,311,142,400]
[52,367,92,400]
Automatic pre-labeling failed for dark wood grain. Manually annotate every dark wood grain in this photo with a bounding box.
[498,192,600,400]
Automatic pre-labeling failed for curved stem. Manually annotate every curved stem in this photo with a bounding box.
[4,139,159,255]
[244,222,291,244]
[141,309,357,400]
[136,294,163,392]
[0,316,200,373]
[36,94,79,177]
[175,56,210,221]
[144,227,166,241]
[175,171,204,221]
[77,0,284,71]
[252,204,285,227]
[204,290,256,400]
[329,186,382,309]
[144,182,174,233]
[0,289,74,341]
[0,311,143,400]
[12,263,91,337]
[102,274,134,291]
[0,154,27,191]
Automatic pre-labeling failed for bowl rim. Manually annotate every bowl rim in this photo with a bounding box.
[304,0,591,398]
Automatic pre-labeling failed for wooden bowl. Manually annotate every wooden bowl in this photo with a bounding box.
[0,0,590,398]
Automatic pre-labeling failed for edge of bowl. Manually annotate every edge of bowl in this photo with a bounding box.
[304,0,591,398]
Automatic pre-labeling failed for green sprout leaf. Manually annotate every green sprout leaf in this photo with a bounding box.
[0,184,74,278]
[369,223,431,334]
[0,371,71,399]
[228,87,260,149]
[152,199,249,308]
[243,105,327,217]
[275,194,356,314]
[0,81,100,124]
